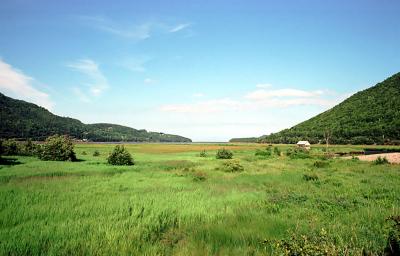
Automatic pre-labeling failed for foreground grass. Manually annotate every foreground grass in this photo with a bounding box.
[0,144,399,255]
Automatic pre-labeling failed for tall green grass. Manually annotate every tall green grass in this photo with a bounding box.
[0,144,399,255]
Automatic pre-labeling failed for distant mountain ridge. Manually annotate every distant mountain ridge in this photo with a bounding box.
[230,72,400,145]
[0,93,192,142]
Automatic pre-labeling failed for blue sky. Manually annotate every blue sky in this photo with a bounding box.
[0,0,399,141]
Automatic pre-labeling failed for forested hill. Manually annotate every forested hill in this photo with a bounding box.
[0,93,192,142]
[231,72,400,145]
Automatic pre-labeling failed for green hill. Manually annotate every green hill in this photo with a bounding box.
[232,72,400,145]
[0,93,191,142]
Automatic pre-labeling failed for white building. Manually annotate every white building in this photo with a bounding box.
[297,141,311,149]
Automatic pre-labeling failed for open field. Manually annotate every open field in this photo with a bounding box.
[1,143,400,255]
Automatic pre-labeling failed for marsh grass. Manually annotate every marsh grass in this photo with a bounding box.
[0,143,399,255]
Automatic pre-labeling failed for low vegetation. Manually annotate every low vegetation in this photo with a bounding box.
[218,160,244,173]
[0,143,399,255]
[199,150,207,157]
[286,147,311,159]
[374,156,390,165]
[216,148,233,159]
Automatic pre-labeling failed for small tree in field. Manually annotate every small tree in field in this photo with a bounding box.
[39,135,77,161]
[107,145,134,165]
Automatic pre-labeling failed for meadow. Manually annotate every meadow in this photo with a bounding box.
[0,143,399,255]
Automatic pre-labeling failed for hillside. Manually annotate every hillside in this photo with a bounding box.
[231,72,400,145]
[0,93,191,142]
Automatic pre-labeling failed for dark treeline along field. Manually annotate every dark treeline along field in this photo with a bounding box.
[231,72,400,145]
[0,93,191,143]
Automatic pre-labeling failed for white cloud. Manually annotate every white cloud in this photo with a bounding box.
[169,23,191,33]
[67,58,109,99]
[80,16,192,40]
[0,59,54,109]
[160,98,241,113]
[80,16,151,40]
[144,78,156,85]
[245,88,324,100]
[118,56,152,73]
[255,83,272,88]
[193,93,204,97]
[160,85,348,114]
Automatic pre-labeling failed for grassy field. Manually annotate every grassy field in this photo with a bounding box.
[0,143,399,255]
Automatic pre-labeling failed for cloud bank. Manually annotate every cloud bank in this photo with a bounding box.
[0,59,54,109]
[160,86,349,114]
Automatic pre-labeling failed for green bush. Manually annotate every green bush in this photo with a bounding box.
[216,148,233,159]
[93,150,100,156]
[313,160,329,168]
[219,160,244,173]
[255,148,272,157]
[267,228,343,255]
[286,148,311,159]
[107,145,134,165]
[374,156,389,165]
[0,139,38,157]
[82,151,87,155]
[1,139,19,156]
[20,139,38,156]
[199,150,207,157]
[39,135,77,161]
[256,146,281,158]
[273,147,281,156]
[385,215,400,255]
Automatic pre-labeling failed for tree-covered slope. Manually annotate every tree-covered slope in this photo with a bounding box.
[260,72,400,145]
[0,93,191,142]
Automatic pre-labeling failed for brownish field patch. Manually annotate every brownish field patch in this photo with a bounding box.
[345,153,400,164]
[126,144,265,154]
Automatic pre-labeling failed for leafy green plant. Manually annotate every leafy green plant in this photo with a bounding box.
[385,215,400,255]
[82,151,87,155]
[219,160,244,173]
[20,139,39,156]
[93,150,100,156]
[266,228,341,255]
[39,135,77,161]
[273,146,281,156]
[199,150,207,157]
[1,139,19,156]
[107,145,134,165]
[313,160,329,168]
[216,148,233,159]
[256,146,281,158]
[286,148,311,159]
[255,148,272,157]
[374,156,389,165]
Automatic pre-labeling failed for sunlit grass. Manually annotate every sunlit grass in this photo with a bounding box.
[0,143,399,255]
